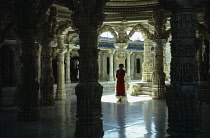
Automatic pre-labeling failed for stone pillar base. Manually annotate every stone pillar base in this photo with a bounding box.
[142,73,152,82]
[75,119,104,138]
[17,110,40,121]
[109,78,114,81]
[66,80,71,84]
[152,85,165,99]
[55,89,66,100]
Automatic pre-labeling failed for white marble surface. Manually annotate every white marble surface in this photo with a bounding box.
[1,91,210,138]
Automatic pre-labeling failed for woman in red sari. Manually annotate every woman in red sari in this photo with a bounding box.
[116,64,126,97]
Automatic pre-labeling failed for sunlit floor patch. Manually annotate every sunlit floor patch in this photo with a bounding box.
[101,93,152,103]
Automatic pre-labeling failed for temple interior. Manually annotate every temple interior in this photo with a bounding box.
[1,0,210,138]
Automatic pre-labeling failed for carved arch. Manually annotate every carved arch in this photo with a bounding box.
[128,24,154,39]
[97,25,118,39]
[56,21,72,36]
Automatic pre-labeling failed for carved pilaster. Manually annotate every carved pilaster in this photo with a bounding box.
[69,0,106,137]
[40,7,57,106]
[152,39,166,99]
[109,50,114,81]
[114,43,128,67]
[142,38,153,82]
[65,49,72,84]
[17,35,40,121]
[40,38,55,105]
[55,35,67,100]
[165,0,202,136]
[126,51,132,81]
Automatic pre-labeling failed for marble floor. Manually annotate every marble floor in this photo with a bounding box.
[1,90,210,138]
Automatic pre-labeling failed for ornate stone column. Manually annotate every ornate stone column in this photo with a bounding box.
[40,38,55,105]
[10,44,22,105]
[197,38,204,81]
[98,51,102,80]
[126,51,132,81]
[65,49,72,84]
[101,52,107,80]
[165,0,202,136]
[40,7,57,106]
[142,38,153,82]
[55,35,67,100]
[109,50,114,81]
[114,43,128,67]
[164,41,171,81]
[152,39,166,99]
[70,0,105,137]
[130,53,135,79]
[15,0,54,121]
[17,30,40,121]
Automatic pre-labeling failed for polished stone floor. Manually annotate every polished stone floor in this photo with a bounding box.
[1,90,210,138]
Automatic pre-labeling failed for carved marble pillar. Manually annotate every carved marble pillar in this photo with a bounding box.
[114,43,128,68]
[101,52,107,80]
[166,0,202,136]
[40,38,55,106]
[65,49,72,84]
[197,39,204,81]
[142,38,153,82]
[126,51,132,81]
[109,50,114,81]
[70,1,105,137]
[55,35,67,100]
[164,42,171,81]
[17,31,40,121]
[10,44,22,105]
[0,54,2,110]
[152,39,166,99]
[98,51,102,80]
[130,53,135,79]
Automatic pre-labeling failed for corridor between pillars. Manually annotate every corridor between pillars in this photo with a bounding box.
[69,0,106,137]
[165,0,202,136]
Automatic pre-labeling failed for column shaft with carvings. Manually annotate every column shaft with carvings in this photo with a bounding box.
[152,39,166,99]
[109,50,114,81]
[40,39,55,105]
[142,38,153,82]
[126,51,131,81]
[152,9,166,99]
[166,0,202,136]
[70,0,106,137]
[17,34,40,121]
[101,52,107,80]
[15,0,54,121]
[55,35,67,100]
[65,49,72,84]
[115,43,127,67]
[40,7,57,105]
[98,51,102,80]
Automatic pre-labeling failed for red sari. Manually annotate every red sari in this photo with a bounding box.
[116,69,126,96]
